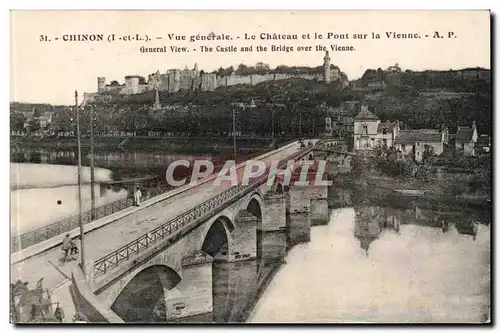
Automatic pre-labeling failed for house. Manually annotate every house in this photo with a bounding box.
[394,129,446,163]
[353,105,399,150]
[476,134,491,153]
[455,121,478,156]
[324,114,353,138]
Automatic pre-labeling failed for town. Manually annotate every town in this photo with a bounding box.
[10,51,491,324]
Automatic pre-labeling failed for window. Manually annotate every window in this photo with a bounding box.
[382,128,387,134]
[363,125,368,135]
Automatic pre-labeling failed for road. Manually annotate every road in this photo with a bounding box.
[11,142,302,294]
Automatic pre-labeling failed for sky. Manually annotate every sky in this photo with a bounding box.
[10,10,490,105]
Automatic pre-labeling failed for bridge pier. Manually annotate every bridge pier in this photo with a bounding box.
[309,183,329,226]
[286,185,311,244]
[257,230,287,264]
[260,193,287,232]
[165,251,213,320]
[229,211,257,262]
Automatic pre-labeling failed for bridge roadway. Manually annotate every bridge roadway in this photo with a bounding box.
[11,142,303,296]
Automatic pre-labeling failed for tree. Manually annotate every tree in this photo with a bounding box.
[10,113,25,132]
[28,118,40,132]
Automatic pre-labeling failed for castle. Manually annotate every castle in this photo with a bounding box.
[96,51,348,95]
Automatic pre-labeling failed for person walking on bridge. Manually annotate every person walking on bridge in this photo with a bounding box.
[134,187,142,206]
[61,234,71,262]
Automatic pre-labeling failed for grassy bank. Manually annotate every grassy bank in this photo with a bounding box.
[322,151,491,224]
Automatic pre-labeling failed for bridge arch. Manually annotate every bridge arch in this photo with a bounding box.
[201,215,234,261]
[110,265,181,323]
[246,192,263,221]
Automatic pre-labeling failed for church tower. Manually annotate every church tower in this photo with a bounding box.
[323,51,331,84]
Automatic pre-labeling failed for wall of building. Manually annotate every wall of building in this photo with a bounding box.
[354,120,380,136]
[456,142,475,156]
[395,141,443,158]
[378,133,394,148]
[394,143,414,155]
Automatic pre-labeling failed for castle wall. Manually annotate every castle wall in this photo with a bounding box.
[96,52,347,94]
[201,74,217,91]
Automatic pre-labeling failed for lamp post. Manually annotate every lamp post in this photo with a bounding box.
[271,106,275,143]
[298,104,302,137]
[75,90,86,275]
[232,105,237,162]
[89,105,96,220]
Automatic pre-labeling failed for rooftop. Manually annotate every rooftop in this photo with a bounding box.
[354,106,379,121]
[476,135,490,146]
[394,130,443,144]
[377,122,396,133]
[456,126,475,143]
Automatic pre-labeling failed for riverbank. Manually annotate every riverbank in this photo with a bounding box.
[320,153,491,225]
[10,135,290,153]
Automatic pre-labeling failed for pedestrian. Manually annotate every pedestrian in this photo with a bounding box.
[70,237,79,256]
[134,187,142,206]
[61,233,71,261]
[54,302,64,323]
[30,304,37,321]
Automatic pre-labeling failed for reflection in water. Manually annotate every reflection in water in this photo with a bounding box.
[249,207,490,323]
[10,146,225,179]
[173,230,289,323]
[114,198,490,323]
[117,230,289,323]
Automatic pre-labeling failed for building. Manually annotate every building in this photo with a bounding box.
[455,121,478,156]
[476,134,491,153]
[394,129,447,163]
[353,105,399,150]
[94,51,348,95]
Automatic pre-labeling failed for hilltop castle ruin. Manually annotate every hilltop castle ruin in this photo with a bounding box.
[95,51,349,95]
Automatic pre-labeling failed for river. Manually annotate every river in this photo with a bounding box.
[10,146,491,323]
[248,206,490,323]
[109,201,490,323]
[10,145,230,236]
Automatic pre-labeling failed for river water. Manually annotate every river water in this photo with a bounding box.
[10,146,491,323]
[249,206,490,323]
[9,146,225,236]
[111,201,490,323]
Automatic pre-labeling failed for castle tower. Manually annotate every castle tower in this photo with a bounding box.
[323,51,331,83]
[194,63,199,72]
[97,77,106,93]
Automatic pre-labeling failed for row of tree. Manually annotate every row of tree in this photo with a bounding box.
[213,62,342,76]
[47,102,329,137]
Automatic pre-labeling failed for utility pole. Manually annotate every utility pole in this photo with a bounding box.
[75,90,86,275]
[271,107,275,143]
[232,106,237,162]
[89,105,96,220]
[299,105,302,137]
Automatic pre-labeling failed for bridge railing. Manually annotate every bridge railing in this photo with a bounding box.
[92,144,316,279]
[10,146,284,253]
[10,183,171,252]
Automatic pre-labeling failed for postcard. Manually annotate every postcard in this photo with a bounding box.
[10,10,491,324]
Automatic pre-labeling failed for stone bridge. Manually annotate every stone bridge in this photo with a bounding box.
[11,140,330,323]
